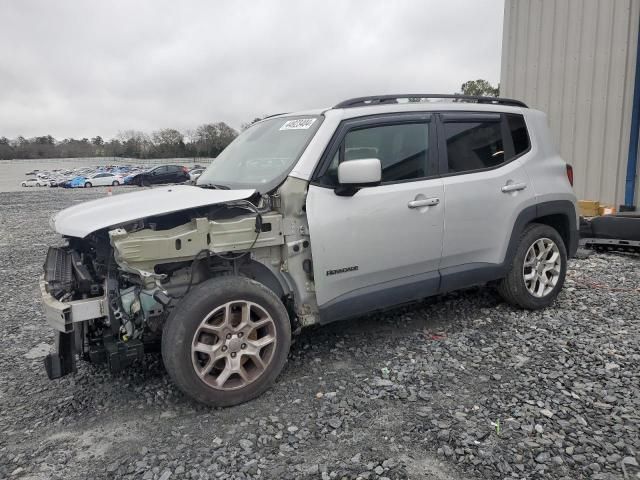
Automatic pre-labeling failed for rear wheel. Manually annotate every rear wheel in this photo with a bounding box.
[497,223,567,309]
[84,182,92,188]
[162,276,291,407]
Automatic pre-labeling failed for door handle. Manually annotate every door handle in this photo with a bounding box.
[501,182,527,193]
[408,197,440,208]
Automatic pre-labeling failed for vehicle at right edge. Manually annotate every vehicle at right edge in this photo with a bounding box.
[40,94,578,407]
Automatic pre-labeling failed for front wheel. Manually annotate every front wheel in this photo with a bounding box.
[112,180,119,186]
[162,276,291,407]
[84,182,92,188]
[497,223,567,309]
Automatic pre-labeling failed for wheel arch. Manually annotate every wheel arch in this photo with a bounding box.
[238,260,292,308]
[506,200,578,267]
[534,213,570,253]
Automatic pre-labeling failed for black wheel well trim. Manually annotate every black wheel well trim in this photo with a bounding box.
[504,200,578,269]
[236,260,300,324]
[238,260,290,300]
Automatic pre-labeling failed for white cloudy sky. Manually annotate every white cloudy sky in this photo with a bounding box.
[0,1,504,140]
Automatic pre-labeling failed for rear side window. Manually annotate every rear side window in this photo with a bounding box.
[443,113,530,174]
[444,120,504,173]
[318,122,430,185]
[506,113,530,156]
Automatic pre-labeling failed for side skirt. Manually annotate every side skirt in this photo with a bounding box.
[318,271,440,324]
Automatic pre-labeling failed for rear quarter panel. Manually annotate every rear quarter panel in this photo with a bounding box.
[521,109,579,228]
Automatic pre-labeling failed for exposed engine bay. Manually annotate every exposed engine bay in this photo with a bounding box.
[42,178,317,379]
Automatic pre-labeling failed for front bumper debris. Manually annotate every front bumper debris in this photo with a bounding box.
[40,275,108,379]
[40,276,107,333]
[44,331,76,379]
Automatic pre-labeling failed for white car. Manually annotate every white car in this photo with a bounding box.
[189,168,204,181]
[41,94,578,407]
[83,173,123,188]
[21,178,47,187]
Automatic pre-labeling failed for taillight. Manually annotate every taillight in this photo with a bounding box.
[183,166,188,173]
[566,164,574,186]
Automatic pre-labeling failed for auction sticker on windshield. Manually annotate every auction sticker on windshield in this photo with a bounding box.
[280,118,316,130]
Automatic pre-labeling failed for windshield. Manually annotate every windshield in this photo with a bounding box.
[197,115,322,192]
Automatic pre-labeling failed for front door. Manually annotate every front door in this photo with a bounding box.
[306,114,444,322]
[152,166,168,184]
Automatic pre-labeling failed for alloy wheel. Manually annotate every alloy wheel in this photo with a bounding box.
[191,300,277,390]
[522,238,562,297]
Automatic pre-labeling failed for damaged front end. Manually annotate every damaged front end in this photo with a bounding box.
[41,180,317,380]
[41,235,152,379]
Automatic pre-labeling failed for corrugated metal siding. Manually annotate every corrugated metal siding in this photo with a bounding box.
[501,0,640,206]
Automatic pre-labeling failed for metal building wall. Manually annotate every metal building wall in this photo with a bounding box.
[501,0,640,206]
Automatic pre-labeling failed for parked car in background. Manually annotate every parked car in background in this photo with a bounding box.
[83,172,123,187]
[189,168,204,181]
[123,173,139,185]
[127,165,189,186]
[21,178,47,187]
[67,176,88,188]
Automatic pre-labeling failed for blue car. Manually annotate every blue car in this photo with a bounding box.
[68,176,87,188]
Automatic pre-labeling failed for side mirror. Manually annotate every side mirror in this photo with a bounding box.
[338,158,381,185]
[335,158,382,197]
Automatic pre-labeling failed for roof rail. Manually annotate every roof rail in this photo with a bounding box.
[334,94,528,109]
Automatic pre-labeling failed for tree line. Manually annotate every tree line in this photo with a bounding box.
[0,80,499,161]
[0,122,239,160]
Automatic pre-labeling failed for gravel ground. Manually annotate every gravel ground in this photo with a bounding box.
[1,188,639,480]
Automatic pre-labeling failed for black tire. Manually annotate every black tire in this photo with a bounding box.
[162,276,291,407]
[497,223,567,310]
[112,180,119,186]
[84,182,92,188]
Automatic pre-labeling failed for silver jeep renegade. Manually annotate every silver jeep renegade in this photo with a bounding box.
[40,94,578,406]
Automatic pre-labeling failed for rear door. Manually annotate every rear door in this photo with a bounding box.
[307,113,444,321]
[93,173,110,186]
[166,165,181,182]
[437,111,534,290]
